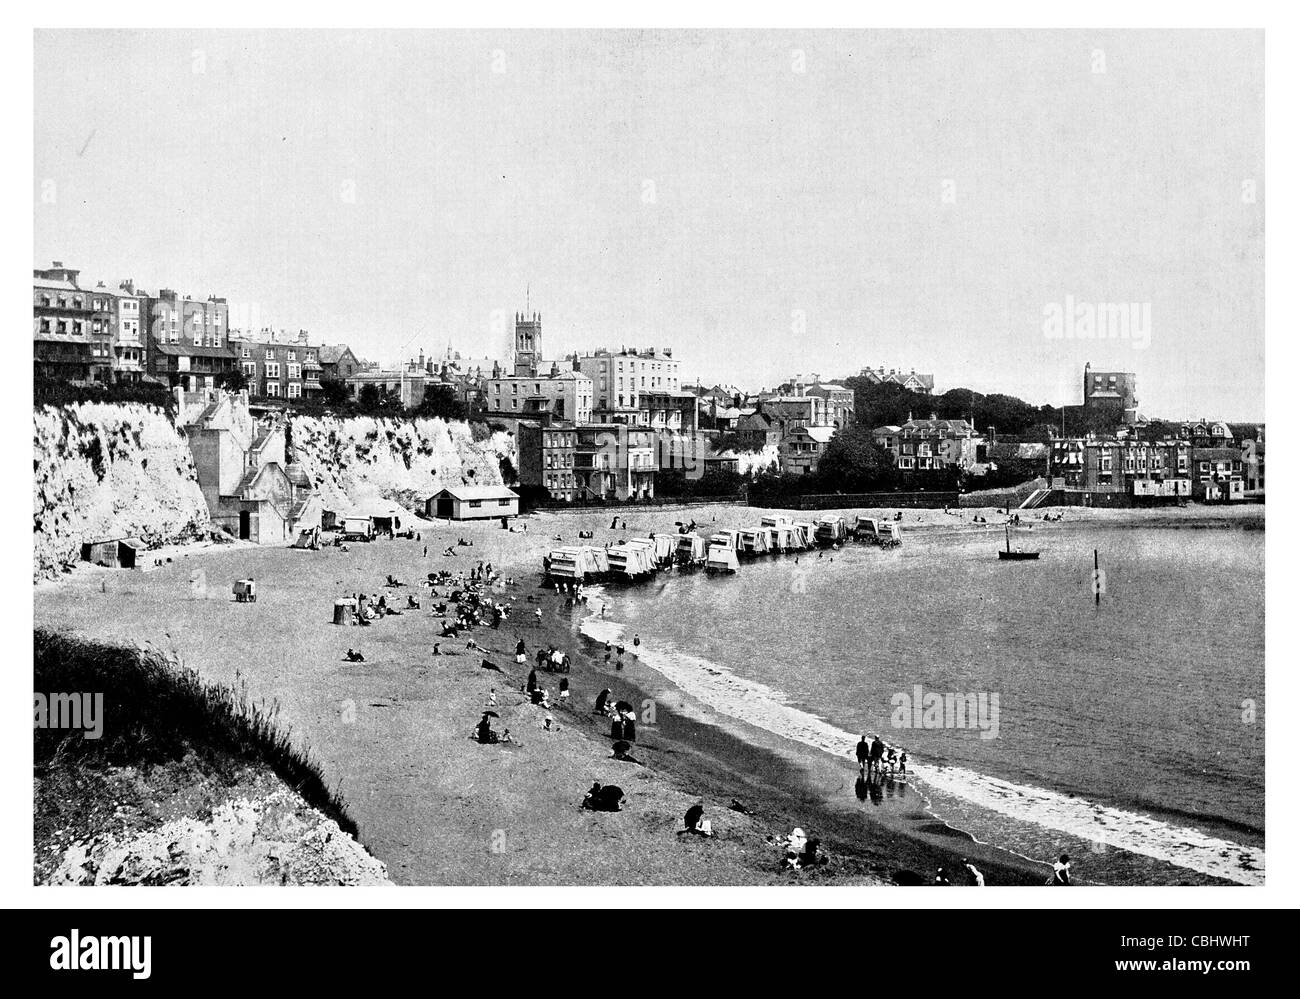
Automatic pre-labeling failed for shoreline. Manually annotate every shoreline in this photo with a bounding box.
[32,501,1263,886]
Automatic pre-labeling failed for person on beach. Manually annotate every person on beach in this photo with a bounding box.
[869,734,886,778]
[535,607,543,625]
[559,677,570,701]
[516,638,526,664]
[527,668,538,694]
[679,803,713,837]
[1050,854,1071,885]
[432,642,441,656]
[963,859,985,886]
[595,689,611,715]
[486,688,497,708]
[898,750,908,777]
[633,634,640,649]
[855,736,871,777]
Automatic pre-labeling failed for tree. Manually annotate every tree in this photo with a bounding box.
[219,368,249,392]
[814,426,897,491]
[411,385,466,421]
[320,377,350,409]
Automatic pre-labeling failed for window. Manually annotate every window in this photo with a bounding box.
[242,362,257,378]
[499,498,511,507]
[242,347,251,358]
[266,349,275,361]
[265,362,280,378]
[287,363,301,380]
[287,383,301,399]
[288,350,296,361]
[266,381,281,397]
[469,500,482,509]
[40,295,50,307]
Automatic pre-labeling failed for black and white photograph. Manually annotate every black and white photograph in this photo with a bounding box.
[10,10,1293,965]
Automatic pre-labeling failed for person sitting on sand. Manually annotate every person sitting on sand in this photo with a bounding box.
[679,802,713,837]
[1050,854,1071,885]
[474,715,498,745]
[432,643,441,656]
[345,648,365,662]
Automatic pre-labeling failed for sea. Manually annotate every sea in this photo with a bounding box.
[579,521,1265,885]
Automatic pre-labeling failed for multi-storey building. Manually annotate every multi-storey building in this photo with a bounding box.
[143,288,236,391]
[575,345,688,426]
[858,365,935,394]
[574,423,656,501]
[318,344,363,383]
[33,262,96,381]
[804,382,855,430]
[112,280,146,382]
[780,425,836,475]
[873,414,981,471]
[230,329,325,401]
[1049,436,1192,503]
[518,422,578,501]
[755,396,828,437]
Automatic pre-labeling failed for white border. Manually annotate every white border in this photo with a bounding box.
[5,3,1294,912]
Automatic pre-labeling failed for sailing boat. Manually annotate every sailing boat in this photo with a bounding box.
[998,521,1039,560]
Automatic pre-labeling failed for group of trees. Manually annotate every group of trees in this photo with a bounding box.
[841,378,1062,442]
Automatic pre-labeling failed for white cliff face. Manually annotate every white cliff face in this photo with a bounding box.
[33,403,211,581]
[287,415,516,514]
[715,443,780,475]
[31,402,517,580]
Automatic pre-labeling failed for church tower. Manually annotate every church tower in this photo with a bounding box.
[514,311,541,377]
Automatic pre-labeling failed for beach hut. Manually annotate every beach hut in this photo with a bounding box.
[705,543,740,574]
[423,485,519,521]
[341,515,374,542]
[635,535,675,568]
[709,529,741,552]
[608,542,655,581]
[792,521,815,548]
[852,516,881,542]
[813,515,847,546]
[332,598,357,625]
[546,545,609,583]
[675,533,708,567]
[233,578,257,603]
[80,538,143,569]
[737,528,771,558]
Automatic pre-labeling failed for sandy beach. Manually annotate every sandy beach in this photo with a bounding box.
[33,500,1263,885]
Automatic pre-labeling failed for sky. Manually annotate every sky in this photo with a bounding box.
[34,29,1264,420]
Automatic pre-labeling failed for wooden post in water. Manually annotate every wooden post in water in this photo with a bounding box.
[1094,548,1101,605]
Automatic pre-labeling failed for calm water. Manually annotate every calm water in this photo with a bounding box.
[583,522,1265,884]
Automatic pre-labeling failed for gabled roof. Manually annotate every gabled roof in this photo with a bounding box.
[429,485,520,502]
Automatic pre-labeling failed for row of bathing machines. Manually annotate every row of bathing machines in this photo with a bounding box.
[543,514,902,583]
